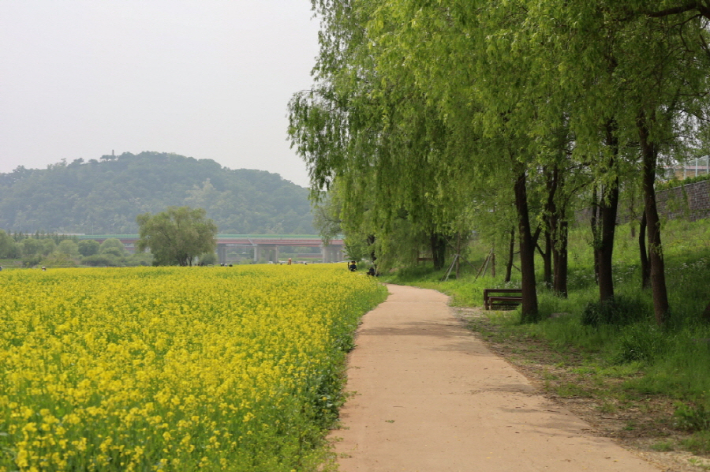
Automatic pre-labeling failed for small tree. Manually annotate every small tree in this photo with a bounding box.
[0,230,19,258]
[57,240,79,258]
[99,238,126,258]
[41,239,56,256]
[78,239,100,257]
[21,238,42,256]
[136,206,217,266]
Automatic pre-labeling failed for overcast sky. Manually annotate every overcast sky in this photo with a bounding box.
[0,1,321,187]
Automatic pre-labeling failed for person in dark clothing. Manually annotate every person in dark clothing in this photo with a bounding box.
[348,260,357,272]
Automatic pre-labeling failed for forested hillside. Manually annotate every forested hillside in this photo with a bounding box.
[0,152,314,234]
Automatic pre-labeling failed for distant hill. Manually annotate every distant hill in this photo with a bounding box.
[0,152,314,234]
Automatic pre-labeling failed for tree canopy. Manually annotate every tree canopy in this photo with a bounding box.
[136,207,218,267]
[290,0,710,322]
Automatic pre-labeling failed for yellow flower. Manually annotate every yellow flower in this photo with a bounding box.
[0,265,385,470]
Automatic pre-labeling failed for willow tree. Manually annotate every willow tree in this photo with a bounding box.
[136,206,217,267]
[293,0,710,324]
[294,0,575,320]
[290,0,481,272]
[361,0,583,320]
[523,0,710,323]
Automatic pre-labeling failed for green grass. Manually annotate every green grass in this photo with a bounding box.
[382,217,710,430]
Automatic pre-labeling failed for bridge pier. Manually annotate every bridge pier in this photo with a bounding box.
[321,245,343,263]
[217,244,228,265]
[253,245,279,263]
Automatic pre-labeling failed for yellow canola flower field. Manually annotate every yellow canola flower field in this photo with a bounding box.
[0,265,387,472]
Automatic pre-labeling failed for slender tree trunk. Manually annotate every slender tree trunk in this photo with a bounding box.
[541,166,558,289]
[639,211,650,289]
[430,232,446,271]
[629,187,637,238]
[367,234,377,262]
[703,302,710,324]
[543,231,553,287]
[639,115,669,325]
[547,165,568,297]
[514,170,539,322]
[595,181,619,302]
[590,186,601,285]
[552,219,569,297]
[455,233,461,279]
[594,122,620,303]
[505,227,515,283]
[491,243,496,278]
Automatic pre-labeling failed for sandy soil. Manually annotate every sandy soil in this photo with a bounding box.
[332,284,662,471]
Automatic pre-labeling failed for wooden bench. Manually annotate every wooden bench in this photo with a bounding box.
[484,288,523,310]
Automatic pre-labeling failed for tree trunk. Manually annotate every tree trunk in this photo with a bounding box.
[702,302,710,324]
[505,227,515,283]
[546,165,568,297]
[595,181,619,302]
[590,186,601,285]
[594,122,620,303]
[514,170,539,322]
[455,233,461,279]
[639,115,669,325]
[639,211,650,289]
[491,247,496,278]
[552,220,568,297]
[430,232,447,271]
[367,234,377,262]
[543,231,553,287]
[541,166,558,289]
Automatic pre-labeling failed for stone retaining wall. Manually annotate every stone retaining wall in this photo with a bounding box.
[656,179,710,222]
[575,179,710,224]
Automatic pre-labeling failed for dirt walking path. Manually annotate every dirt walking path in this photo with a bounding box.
[333,284,661,472]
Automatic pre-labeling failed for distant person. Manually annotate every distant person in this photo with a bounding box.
[41,266,46,271]
[348,260,357,272]
[288,258,292,265]
[367,266,377,276]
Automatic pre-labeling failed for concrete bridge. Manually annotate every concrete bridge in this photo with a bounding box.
[76,234,345,264]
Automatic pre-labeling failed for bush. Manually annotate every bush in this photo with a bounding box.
[581,296,647,327]
[199,252,217,265]
[21,254,42,268]
[42,252,77,268]
[125,253,153,267]
[614,323,667,364]
[675,403,710,432]
[57,240,79,258]
[681,431,710,454]
[99,238,126,256]
[78,239,100,257]
[81,253,122,267]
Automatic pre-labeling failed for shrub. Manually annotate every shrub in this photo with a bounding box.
[77,239,100,256]
[581,296,647,327]
[81,253,122,267]
[675,403,710,432]
[614,323,667,364]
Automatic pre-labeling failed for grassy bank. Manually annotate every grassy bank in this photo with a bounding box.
[382,218,710,458]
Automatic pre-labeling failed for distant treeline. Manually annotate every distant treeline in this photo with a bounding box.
[5,230,79,244]
[0,229,154,268]
[0,152,314,234]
